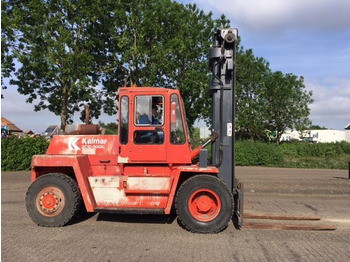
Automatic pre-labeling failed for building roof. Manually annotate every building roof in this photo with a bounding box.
[45,125,58,133]
[345,123,350,130]
[1,117,23,132]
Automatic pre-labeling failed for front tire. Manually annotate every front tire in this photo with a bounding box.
[25,173,82,227]
[175,175,233,233]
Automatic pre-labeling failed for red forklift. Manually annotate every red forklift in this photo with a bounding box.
[25,28,243,233]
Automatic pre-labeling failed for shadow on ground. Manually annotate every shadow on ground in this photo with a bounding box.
[95,212,177,225]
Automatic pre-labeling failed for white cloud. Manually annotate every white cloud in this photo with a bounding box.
[197,0,350,33]
[306,78,350,129]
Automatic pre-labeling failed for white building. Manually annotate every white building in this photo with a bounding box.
[346,123,350,142]
[196,123,350,143]
[281,124,350,143]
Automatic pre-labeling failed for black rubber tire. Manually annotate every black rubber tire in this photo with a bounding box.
[175,175,233,233]
[25,173,82,227]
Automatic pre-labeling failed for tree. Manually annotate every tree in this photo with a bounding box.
[3,0,119,131]
[3,0,230,131]
[234,46,313,142]
[191,127,201,147]
[98,121,118,135]
[309,125,327,130]
[1,0,17,96]
[264,72,313,143]
[104,1,228,128]
[235,48,271,140]
[3,0,312,138]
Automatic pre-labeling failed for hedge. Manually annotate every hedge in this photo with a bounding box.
[1,136,50,171]
[235,140,284,167]
[280,141,350,158]
[236,140,350,169]
[1,136,349,171]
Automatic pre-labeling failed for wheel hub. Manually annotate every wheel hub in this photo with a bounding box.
[188,189,221,222]
[196,195,212,213]
[36,187,65,217]
[41,193,59,211]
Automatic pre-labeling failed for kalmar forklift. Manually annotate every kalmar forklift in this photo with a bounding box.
[25,28,243,233]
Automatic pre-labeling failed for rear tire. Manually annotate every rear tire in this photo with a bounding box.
[25,173,82,227]
[175,175,233,233]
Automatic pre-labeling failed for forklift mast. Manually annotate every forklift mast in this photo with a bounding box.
[209,28,238,192]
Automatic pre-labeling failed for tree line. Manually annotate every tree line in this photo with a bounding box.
[1,0,313,142]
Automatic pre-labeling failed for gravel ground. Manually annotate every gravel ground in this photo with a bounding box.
[2,167,350,262]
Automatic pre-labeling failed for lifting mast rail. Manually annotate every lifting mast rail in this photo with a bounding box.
[209,28,243,227]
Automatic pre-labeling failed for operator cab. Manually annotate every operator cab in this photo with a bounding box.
[118,87,192,164]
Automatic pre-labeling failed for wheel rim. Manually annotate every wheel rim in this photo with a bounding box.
[188,189,221,222]
[36,186,65,217]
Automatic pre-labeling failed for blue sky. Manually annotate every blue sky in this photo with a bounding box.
[190,0,350,129]
[1,0,350,132]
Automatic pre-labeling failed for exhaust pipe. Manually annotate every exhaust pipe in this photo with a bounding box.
[84,105,90,124]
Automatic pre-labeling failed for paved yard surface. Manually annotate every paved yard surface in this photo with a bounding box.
[2,167,350,262]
